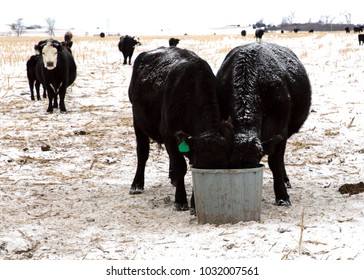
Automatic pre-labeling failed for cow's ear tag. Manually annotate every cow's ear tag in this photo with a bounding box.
[178,140,190,153]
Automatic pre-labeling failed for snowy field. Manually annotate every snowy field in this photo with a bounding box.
[0,31,363,261]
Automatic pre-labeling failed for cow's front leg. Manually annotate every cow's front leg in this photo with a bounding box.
[165,139,188,211]
[59,89,67,113]
[46,87,55,113]
[42,85,47,99]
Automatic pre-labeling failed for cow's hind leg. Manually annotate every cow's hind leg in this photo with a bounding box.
[29,80,35,101]
[35,80,41,100]
[268,138,291,206]
[130,126,150,194]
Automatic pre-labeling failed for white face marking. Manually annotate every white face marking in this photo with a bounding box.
[42,42,58,70]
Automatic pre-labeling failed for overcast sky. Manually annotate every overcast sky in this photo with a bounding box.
[1,0,362,32]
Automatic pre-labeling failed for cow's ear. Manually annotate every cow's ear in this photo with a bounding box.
[37,41,47,51]
[53,42,61,50]
[175,131,193,153]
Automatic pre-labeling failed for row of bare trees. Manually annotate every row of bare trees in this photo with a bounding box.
[10,18,56,36]
[281,11,353,26]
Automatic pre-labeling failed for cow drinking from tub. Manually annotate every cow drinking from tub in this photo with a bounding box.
[216,42,311,206]
[128,47,234,211]
[36,39,77,113]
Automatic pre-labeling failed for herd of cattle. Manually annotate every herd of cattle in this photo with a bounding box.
[26,32,313,213]
[247,27,364,45]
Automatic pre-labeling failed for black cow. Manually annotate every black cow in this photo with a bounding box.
[354,26,363,33]
[26,45,46,100]
[309,29,314,33]
[36,39,77,113]
[169,37,180,47]
[255,29,264,41]
[128,47,233,211]
[118,35,141,65]
[345,27,350,33]
[216,42,311,206]
[359,34,364,45]
[293,28,300,33]
[62,31,73,53]
[241,30,247,37]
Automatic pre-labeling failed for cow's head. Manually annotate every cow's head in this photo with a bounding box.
[175,121,234,169]
[132,37,141,47]
[39,39,61,70]
[229,131,263,168]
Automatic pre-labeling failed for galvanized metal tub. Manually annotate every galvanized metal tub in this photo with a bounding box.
[192,165,264,224]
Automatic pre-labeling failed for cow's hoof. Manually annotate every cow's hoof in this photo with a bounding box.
[129,186,144,195]
[190,208,196,216]
[174,203,189,211]
[276,199,291,206]
[60,110,67,114]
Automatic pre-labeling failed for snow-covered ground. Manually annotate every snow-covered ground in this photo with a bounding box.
[0,31,363,261]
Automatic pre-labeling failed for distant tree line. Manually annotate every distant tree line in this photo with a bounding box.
[252,21,363,32]
[9,17,56,36]
[252,11,363,32]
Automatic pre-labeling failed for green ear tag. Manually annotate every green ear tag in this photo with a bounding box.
[178,140,190,153]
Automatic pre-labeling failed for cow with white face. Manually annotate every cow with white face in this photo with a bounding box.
[42,41,59,70]
[36,39,77,113]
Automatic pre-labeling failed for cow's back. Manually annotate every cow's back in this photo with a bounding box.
[217,42,311,139]
[26,55,38,80]
[129,47,218,142]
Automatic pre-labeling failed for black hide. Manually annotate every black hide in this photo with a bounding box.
[216,42,312,206]
[128,47,233,211]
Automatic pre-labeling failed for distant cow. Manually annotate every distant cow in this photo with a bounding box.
[359,34,364,45]
[36,39,77,113]
[293,28,300,33]
[241,30,247,37]
[354,26,363,33]
[255,29,264,41]
[26,44,46,100]
[309,29,314,33]
[216,42,311,206]
[169,37,180,47]
[345,27,350,33]
[118,35,141,65]
[128,47,234,211]
[62,31,73,52]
